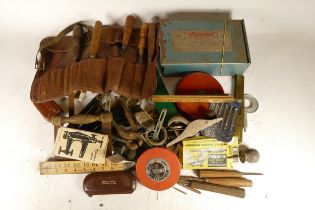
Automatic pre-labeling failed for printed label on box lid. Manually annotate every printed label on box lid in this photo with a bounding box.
[171,30,233,53]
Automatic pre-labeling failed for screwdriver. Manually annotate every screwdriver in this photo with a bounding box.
[138,23,149,64]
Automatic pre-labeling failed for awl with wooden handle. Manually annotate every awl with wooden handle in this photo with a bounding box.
[190,181,245,198]
[198,169,263,178]
[122,15,135,50]
[138,23,149,64]
[180,176,252,188]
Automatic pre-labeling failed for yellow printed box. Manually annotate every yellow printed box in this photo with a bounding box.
[182,137,238,169]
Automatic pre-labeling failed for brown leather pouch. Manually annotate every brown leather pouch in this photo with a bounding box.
[83,171,136,196]
[31,21,158,103]
[33,100,63,120]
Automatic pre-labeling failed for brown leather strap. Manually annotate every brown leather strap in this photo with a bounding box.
[101,114,113,157]
[72,24,84,61]
[35,21,92,69]
[68,93,75,116]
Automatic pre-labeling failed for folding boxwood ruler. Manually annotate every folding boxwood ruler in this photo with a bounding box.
[39,155,135,175]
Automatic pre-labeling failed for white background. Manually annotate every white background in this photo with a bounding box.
[1,0,315,209]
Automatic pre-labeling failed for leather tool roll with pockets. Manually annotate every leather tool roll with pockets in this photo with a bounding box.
[30,22,158,103]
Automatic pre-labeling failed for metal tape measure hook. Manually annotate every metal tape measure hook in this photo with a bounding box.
[244,94,258,113]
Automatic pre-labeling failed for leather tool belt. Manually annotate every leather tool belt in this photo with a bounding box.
[30,21,158,103]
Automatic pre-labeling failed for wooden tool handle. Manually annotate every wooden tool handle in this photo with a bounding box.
[198,169,242,178]
[72,24,83,61]
[147,23,156,62]
[90,21,102,58]
[190,181,245,198]
[138,23,149,50]
[205,177,252,188]
[51,113,112,126]
[122,15,135,49]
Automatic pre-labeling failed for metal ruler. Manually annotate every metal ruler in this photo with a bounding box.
[234,75,244,143]
[151,95,235,103]
[39,160,134,175]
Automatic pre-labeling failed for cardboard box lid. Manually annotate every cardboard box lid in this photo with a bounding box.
[160,19,250,65]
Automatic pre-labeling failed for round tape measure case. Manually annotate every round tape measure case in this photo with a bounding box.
[136,148,181,191]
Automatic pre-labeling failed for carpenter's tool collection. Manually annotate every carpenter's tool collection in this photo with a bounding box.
[31,14,261,199]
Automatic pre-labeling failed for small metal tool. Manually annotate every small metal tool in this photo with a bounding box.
[244,94,259,113]
[135,111,155,132]
[167,115,190,137]
[144,109,168,146]
[243,94,259,131]
[201,102,240,142]
[153,109,167,140]
[166,118,223,147]
[102,95,112,113]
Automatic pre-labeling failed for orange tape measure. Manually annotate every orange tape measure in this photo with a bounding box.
[136,148,181,191]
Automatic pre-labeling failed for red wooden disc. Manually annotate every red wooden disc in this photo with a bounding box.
[176,72,224,120]
[136,148,181,191]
